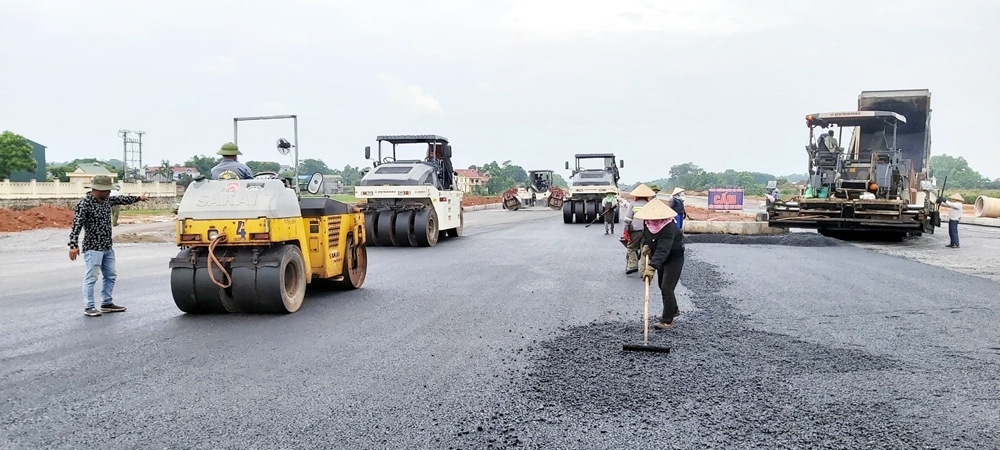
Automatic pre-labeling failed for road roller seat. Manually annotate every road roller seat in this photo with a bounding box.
[176,178,302,221]
[298,197,354,217]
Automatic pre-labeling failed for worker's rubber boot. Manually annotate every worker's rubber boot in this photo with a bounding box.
[626,251,639,274]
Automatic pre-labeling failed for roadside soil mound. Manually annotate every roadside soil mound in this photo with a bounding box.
[0,205,75,232]
[462,196,501,207]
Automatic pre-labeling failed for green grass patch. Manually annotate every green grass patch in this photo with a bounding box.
[120,208,175,216]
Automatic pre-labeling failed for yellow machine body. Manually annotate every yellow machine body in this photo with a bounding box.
[168,178,367,314]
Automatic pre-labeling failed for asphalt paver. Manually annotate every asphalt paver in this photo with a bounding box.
[1,209,998,448]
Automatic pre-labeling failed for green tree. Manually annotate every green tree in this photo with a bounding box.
[0,131,38,180]
[246,161,281,173]
[552,173,569,188]
[481,160,527,194]
[157,160,172,181]
[299,158,334,175]
[929,154,987,189]
[185,155,221,178]
[336,165,363,186]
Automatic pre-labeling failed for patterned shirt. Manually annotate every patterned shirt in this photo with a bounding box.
[211,160,254,180]
[68,193,142,251]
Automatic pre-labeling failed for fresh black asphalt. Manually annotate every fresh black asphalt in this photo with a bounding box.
[1,209,998,449]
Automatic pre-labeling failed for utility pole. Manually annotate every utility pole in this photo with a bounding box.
[118,129,146,182]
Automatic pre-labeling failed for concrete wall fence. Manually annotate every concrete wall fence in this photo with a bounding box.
[0,180,178,211]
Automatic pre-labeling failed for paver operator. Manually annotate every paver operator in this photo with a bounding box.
[623,184,656,274]
[637,199,686,329]
[601,188,618,235]
[211,142,254,180]
[68,175,148,317]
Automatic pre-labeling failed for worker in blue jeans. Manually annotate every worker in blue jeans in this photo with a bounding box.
[68,175,148,316]
[938,193,964,248]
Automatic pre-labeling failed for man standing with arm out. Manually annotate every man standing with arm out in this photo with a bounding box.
[68,175,148,317]
[938,193,965,248]
[623,184,655,275]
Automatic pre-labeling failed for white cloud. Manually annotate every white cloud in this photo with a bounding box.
[375,73,443,114]
[260,102,292,115]
[195,56,238,75]
[478,82,495,91]
[498,0,787,40]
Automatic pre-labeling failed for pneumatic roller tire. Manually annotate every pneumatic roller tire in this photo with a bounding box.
[256,245,307,313]
[588,199,600,223]
[563,201,573,224]
[375,211,398,247]
[231,264,265,313]
[392,210,417,247]
[336,235,367,289]
[446,208,464,237]
[192,265,233,313]
[365,212,379,247]
[170,264,200,313]
[413,208,440,247]
[578,200,588,223]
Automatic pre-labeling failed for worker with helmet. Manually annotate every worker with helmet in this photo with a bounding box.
[623,184,656,274]
[601,187,619,235]
[211,142,254,180]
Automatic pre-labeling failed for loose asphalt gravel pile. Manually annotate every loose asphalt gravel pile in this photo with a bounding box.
[446,254,934,449]
[684,233,847,247]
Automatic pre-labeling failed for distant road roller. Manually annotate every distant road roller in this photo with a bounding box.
[168,115,367,314]
[354,135,464,247]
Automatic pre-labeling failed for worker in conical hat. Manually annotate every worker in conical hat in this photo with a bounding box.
[635,199,685,329]
[667,187,688,230]
[938,193,965,248]
[601,187,619,235]
[623,184,656,274]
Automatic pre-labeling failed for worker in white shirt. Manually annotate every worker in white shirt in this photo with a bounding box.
[937,193,965,248]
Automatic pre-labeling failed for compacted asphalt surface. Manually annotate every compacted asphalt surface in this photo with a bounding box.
[1,208,999,449]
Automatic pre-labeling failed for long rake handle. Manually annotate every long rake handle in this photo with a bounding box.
[643,255,650,344]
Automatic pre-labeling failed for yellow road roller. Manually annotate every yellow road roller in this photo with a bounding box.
[168,174,367,313]
[168,115,367,313]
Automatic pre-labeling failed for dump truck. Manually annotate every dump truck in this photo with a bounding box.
[169,115,368,314]
[767,89,940,239]
[501,169,565,211]
[562,153,624,224]
[355,135,464,247]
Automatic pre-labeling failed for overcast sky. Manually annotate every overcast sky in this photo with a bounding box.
[2,0,997,183]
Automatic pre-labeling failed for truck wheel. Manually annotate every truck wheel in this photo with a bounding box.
[414,208,440,247]
[336,234,367,289]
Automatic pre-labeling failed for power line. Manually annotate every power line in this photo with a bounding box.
[118,129,145,182]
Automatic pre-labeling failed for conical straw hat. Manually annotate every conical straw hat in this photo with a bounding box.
[634,199,675,220]
[670,187,685,196]
[630,184,655,198]
[949,193,964,202]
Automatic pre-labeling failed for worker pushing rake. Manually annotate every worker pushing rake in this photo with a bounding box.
[623,199,685,354]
